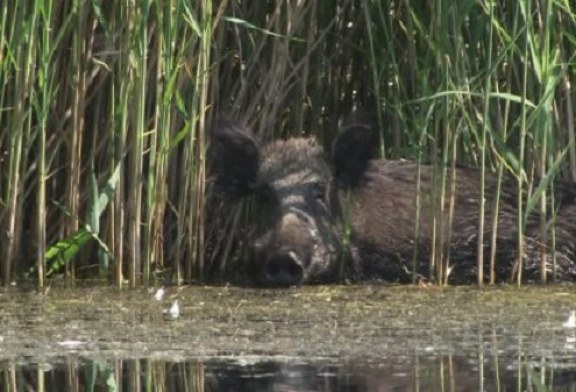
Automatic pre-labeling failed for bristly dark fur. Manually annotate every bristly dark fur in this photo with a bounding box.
[208,114,576,286]
[209,120,260,198]
[332,111,380,189]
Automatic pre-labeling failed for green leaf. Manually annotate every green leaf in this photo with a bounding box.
[223,16,306,42]
[45,228,94,276]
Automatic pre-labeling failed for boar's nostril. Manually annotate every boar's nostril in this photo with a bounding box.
[264,251,304,287]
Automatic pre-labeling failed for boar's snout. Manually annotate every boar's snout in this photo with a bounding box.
[264,248,305,286]
[255,211,317,287]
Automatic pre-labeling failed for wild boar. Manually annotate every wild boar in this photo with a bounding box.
[208,117,576,286]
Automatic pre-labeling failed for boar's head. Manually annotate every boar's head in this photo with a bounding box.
[209,120,349,286]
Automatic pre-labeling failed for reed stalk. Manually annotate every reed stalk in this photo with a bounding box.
[1,0,35,285]
[515,0,531,286]
[0,1,574,287]
[33,0,55,288]
[477,0,496,286]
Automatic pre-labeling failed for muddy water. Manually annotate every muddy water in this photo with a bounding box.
[1,285,576,390]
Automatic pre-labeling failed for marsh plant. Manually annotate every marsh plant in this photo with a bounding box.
[0,1,575,287]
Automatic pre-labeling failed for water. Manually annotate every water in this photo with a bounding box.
[1,285,575,391]
[7,355,576,391]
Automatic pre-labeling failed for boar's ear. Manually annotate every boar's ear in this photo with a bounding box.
[331,114,379,189]
[209,120,260,197]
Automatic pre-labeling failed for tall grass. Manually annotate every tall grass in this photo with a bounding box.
[364,0,575,284]
[0,1,574,287]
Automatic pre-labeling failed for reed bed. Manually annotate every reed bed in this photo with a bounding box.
[0,1,574,287]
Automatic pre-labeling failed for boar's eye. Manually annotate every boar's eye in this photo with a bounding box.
[249,184,280,228]
[311,181,327,203]
[253,183,278,206]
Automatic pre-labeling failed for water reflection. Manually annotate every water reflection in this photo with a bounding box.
[2,353,576,391]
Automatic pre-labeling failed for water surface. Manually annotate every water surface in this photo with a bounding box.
[1,285,575,390]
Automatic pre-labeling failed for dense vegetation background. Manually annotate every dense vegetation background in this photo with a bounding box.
[0,0,575,287]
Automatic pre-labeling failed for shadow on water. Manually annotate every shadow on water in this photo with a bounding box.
[1,285,576,391]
